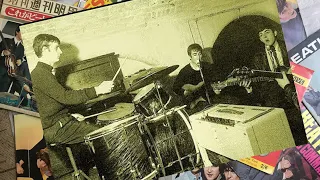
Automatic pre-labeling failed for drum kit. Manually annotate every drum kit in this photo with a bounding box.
[84,65,201,180]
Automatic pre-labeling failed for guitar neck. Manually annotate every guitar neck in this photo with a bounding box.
[225,76,275,86]
[251,70,283,79]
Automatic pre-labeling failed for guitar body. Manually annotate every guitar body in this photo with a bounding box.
[0,31,17,76]
[5,54,17,75]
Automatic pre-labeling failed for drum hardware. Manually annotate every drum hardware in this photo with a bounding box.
[125,65,179,93]
[85,140,96,154]
[129,162,140,179]
[143,107,190,176]
[141,121,166,176]
[141,170,159,180]
[146,106,187,122]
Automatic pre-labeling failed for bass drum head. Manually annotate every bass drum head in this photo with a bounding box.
[146,108,198,176]
[85,115,139,141]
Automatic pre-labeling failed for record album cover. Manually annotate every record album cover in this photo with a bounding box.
[20,0,307,179]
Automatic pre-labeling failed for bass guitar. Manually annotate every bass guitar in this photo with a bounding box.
[211,66,285,92]
[186,67,286,109]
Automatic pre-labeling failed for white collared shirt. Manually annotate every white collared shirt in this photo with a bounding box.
[265,41,284,72]
[14,36,22,46]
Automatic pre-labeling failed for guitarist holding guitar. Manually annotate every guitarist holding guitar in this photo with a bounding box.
[173,43,251,114]
[0,26,32,106]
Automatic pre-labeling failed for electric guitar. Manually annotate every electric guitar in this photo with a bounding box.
[211,67,284,92]
[187,67,285,109]
[0,30,17,76]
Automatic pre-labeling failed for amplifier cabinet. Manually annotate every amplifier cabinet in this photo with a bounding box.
[189,104,295,160]
[55,52,124,91]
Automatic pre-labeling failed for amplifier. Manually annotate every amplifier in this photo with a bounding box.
[189,104,295,160]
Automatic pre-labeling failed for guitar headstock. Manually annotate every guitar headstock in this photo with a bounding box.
[227,66,253,78]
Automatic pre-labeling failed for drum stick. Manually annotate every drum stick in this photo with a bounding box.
[141,170,158,180]
[83,108,116,119]
[112,56,128,82]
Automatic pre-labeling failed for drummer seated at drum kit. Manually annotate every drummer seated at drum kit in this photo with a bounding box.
[31,34,115,145]
[173,43,252,115]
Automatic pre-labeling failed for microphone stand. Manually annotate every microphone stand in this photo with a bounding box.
[199,62,211,105]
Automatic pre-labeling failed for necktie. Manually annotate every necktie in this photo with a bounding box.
[269,45,279,71]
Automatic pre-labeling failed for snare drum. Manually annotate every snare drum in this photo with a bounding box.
[133,84,171,118]
[96,103,135,126]
[144,106,200,176]
[84,115,153,180]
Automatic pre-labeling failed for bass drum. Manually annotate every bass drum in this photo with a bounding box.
[143,106,200,176]
[84,115,153,180]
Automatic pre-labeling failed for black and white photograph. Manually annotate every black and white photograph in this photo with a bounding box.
[19,0,307,179]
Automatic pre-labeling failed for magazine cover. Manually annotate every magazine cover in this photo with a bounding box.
[83,0,124,9]
[238,150,282,175]
[13,111,54,180]
[20,0,307,179]
[0,109,16,179]
[297,0,320,37]
[301,104,320,173]
[226,146,320,180]
[159,146,320,180]
[288,28,320,125]
[276,0,307,51]
[290,61,313,105]
[51,0,85,8]
[0,0,82,24]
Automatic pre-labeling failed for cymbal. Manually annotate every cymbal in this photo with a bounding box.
[97,103,135,121]
[126,65,179,93]
[85,91,121,105]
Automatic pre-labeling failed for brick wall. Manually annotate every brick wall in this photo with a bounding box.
[21,0,280,76]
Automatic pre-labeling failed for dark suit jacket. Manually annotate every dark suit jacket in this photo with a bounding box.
[0,38,25,61]
[262,40,290,72]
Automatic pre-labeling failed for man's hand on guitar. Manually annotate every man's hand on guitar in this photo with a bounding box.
[239,79,252,93]
[182,82,204,96]
[23,84,32,93]
[275,71,290,89]
[3,49,11,56]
